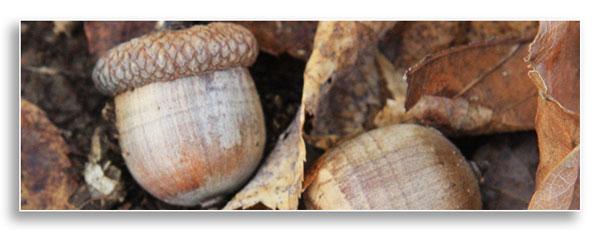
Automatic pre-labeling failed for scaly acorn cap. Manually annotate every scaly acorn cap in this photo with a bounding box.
[92,22,259,96]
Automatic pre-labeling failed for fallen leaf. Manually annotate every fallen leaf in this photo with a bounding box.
[468,21,539,43]
[82,126,126,207]
[236,21,317,60]
[224,21,396,209]
[380,21,464,72]
[405,95,493,134]
[528,147,579,209]
[377,22,538,129]
[372,52,408,127]
[472,132,539,210]
[52,21,77,38]
[528,22,579,113]
[84,21,157,58]
[526,21,580,210]
[404,35,537,135]
[21,99,77,210]
[224,111,306,210]
[303,21,395,149]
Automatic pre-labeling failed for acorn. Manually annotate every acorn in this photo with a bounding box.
[91,23,265,206]
[304,124,481,210]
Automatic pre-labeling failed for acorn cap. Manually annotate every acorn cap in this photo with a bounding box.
[92,22,259,96]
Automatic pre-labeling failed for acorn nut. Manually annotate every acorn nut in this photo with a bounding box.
[304,124,482,210]
[92,23,265,206]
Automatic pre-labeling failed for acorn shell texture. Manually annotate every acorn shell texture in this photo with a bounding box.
[91,22,265,206]
[115,67,265,206]
[304,124,482,210]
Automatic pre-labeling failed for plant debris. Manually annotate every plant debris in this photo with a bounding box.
[526,21,580,210]
[20,21,579,210]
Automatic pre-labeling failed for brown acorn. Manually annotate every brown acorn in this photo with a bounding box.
[92,23,265,206]
[304,124,481,210]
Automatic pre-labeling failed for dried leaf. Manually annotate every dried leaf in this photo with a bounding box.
[303,21,395,149]
[405,35,537,135]
[528,22,580,113]
[380,21,464,71]
[405,96,493,134]
[468,21,538,43]
[21,99,77,210]
[531,94,580,185]
[224,111,306,210]
[84,21,157,58]
[225,22,396,209]
[372,52,408,127]
[236,21,317,60]
[473,132,538,210]
[52,21,78,38]
[82,126,126,206]
[526,21,580,210]
[528,147,579,209]
[377,22,539,127]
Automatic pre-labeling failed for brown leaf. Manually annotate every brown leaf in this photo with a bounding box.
[224,111,306,210]
[405,35,537,135]
[405,96,493,134]
[224,22,396,209]
[380,21,464,71]
[372,52,408,127]
[303,21,395,149]
[526,21,580,210]
[236,21,317,60]
[531,95,580,186]
[528,22,580,113]
[468,21,539,43]
[84,21,157,58]
[21,99,77,210]
[473,132,539,210]
[529,147,579,209]
[82,126,126,207]
[377,22,538,127]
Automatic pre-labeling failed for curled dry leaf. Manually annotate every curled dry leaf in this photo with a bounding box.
[380,21,464,72]
[376,21,538,128]
[528,147,579,209]
[21,99,77,210]
[82,126,126,206]
[236,21,317,60]
[404,35,537,135]
[472,132,539,210]
[372,52,408,127]
[303,21,395,149]
[225,21,396,209]
[84,21,157,58]
[405,95,493,133]
[224,111,306,210]
[526,21,580,210]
